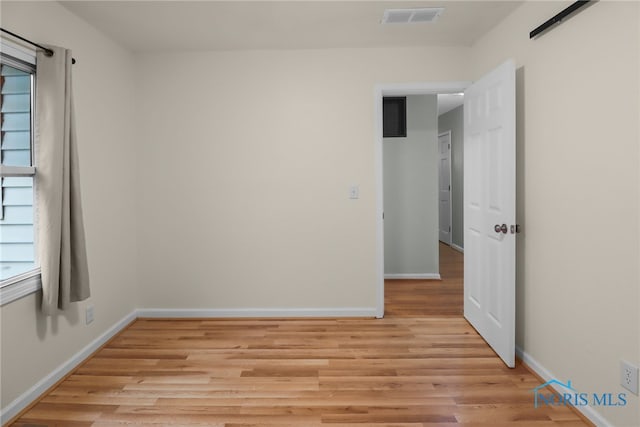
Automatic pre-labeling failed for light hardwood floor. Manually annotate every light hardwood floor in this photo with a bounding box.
[385,243,463,318]
[9,243,590,426]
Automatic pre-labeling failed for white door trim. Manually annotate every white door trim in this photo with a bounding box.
[374,81,471,318]
[438,130,453,245]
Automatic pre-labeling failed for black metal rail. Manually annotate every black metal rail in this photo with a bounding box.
[530,1,594,39]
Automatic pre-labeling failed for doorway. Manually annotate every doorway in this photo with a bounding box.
[376,61,518,368]
[437,93,465,254]
[382,93,464,318]
[374,82,470,318]
[438,130,452,245]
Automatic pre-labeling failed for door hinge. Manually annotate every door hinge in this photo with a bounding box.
[449,226,451,232]
[449,185,451,191]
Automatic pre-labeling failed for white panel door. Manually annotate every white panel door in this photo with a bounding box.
[438,131,452,245]
[463,60,516,367]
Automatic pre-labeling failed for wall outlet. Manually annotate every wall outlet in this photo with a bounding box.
[620,360,639,395]
[85,305,94,325]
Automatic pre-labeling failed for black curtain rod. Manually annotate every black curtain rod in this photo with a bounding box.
[1,27,76,64]
[530,1,594,39]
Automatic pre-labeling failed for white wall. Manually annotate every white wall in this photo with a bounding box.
[0,0,138,409]
[135,48,470,311]
[383,95,439,276]
[471,2,639,426]
[438,105,464,249]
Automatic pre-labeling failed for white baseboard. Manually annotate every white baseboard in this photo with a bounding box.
[384,273,441,280]
[450,243,464,253]
[136,307,378,318]
[516,346,611,427]
[0,310,137,425]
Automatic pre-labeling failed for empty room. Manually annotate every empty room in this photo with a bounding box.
[0,1,639,426]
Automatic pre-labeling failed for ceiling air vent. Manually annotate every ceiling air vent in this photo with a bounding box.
[381,8,444,24]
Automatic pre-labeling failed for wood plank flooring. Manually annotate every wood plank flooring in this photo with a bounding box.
[385,244,463,317]
[9,243,590,426]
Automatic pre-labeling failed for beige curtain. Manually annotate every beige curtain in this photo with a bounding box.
[36,46,90,314]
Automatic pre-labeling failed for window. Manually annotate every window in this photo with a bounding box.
[382,96,407,138]
[0,41,40,304]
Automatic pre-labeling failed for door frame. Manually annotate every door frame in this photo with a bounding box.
[374,82,471,318]
[438,130,453,246]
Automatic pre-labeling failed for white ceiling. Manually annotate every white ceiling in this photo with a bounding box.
[60,1,524,53]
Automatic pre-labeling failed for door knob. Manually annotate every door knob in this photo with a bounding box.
[494,224,508,234]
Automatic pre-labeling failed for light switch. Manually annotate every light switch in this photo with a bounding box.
[349,185,360,199]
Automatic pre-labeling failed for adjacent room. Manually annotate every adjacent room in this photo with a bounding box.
[1,1,638,426]
[382,92,465,317]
